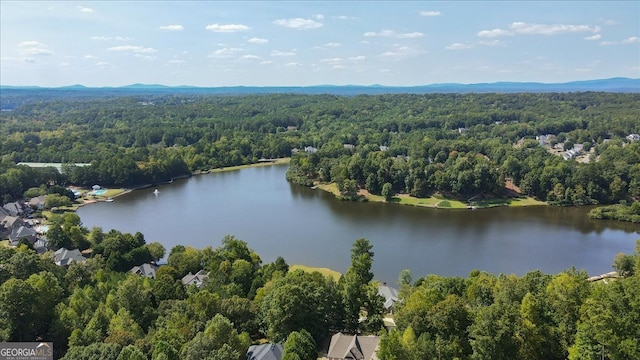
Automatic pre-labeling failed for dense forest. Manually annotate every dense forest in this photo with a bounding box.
[1,227,639,359]
[0,92,639,209]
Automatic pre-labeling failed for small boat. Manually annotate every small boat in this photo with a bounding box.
[153,189,159,195]
[105,198,114,202]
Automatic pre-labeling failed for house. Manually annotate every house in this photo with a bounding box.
[9,225,37,245]
[304,146,318,153]
[246,343,283,360]
[377,284,399,314]
[327,333,380,360]
[54,247,86,266]
[3,201,31,217]
[344,144,355,150]
[1,215,25,238]
[28,195,47,210]
[291,148,300,154]
[536,134,556,146]
[379,146,389,152]
[627,134,640,142]
[181,269,209,288]
[33,238,48,254]
[130,263,159,278]
[458,127,467,134]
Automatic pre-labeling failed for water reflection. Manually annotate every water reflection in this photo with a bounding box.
[78,164,639,284]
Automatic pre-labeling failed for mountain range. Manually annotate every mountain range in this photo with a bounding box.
[1,78,638,98]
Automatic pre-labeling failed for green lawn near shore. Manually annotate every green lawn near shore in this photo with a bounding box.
[210,158,290,173]
[290,264,342,282]
[314,182,545,209]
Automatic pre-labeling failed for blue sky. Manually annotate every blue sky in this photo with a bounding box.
[1,1,638,87]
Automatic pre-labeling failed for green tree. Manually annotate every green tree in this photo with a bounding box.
[116,345,146,360]
[282,329,316,360]
[382,182,393,201]
[342,238,375,333]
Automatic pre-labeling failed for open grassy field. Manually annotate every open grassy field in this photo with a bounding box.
[290,264,342,282]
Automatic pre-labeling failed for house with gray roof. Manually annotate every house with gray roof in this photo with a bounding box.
[327,333,380,360]
[181,269,209,288]
[130,263,159,278]
[246,343,283,360]
[377,284,399,314]
[9,226,37,245]
[3,201,31,217]
[54,247,86,266]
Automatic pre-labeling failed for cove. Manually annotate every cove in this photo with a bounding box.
[77,164,639,284]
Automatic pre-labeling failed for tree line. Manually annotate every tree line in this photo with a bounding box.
[1,223,639,359]
[1,92,639,207]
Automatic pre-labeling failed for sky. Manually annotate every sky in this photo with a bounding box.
[1,1,639,87]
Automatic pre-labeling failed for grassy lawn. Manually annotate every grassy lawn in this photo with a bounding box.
[314,182,547,210]
[290,264,342,282]
[210,158,290,173]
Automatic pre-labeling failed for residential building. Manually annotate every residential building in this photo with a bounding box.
[246,343,283,360]
[327,333,380,360]
[181,269,209,288]
[54,247,86,266]
[627,134,640,142]
[377,284,399,314]
[130,263,159,278]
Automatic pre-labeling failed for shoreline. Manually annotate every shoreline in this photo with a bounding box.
[67,158,291,212]
[315,182,547,209]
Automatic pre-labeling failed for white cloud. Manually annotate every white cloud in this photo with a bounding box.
[248,37,269,44]
[364,30,424,38]
[84,54,99,59]
[260,60,274,65]
[380,44,425,58]
[205,24,250,32]
[271,50,296,57]
[477,22,601,37]
[158,25,184,31]
[313,14,324,20]
[242,54,261,60]
[18,40,45,47]
[600,36,640,46]
[477,40,505,47]
[284,62,301,67]
[209,47,244,58]
[108,45,158,53]
[477,29,512,37]
[584,34,601,41]
[273,18,323,30]
[168,59,185,64]
[21,48,53,56]
[325,42,341,47]
[96,62,110,67]
[511,22,600,35]
[78,6,94,13]
[59,62,71,67]
[349,55,366,61]
[21,57,37,63]
[445,42,474,50]
[420,10,442,17]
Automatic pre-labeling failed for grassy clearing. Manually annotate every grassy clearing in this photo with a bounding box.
[210,158,290,173]
[313,182,546,209]
[290,264,342,282]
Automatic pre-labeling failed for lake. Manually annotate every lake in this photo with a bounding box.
[77,164,639,284]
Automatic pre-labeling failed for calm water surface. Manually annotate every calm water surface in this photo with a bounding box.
[77,164,639,284]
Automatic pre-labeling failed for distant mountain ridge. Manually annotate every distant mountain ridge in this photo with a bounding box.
[1,78,639,96]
